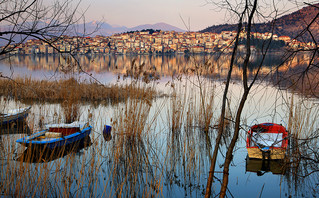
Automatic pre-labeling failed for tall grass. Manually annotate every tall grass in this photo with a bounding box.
[287,95,319,138]
[60,78,80,123]
[284,94,319,196]
[164,76,220,196]
[196,83,216,133]
[0,60,162,197]
[0,77,156,104]
[168,84,186,134]
[106,79,162,197]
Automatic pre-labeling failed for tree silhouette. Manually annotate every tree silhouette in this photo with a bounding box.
[0,0,87,57]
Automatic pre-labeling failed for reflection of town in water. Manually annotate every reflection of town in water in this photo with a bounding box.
[1,53,314,79]
[1,53,319,197]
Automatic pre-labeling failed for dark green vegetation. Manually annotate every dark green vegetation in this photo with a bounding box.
[125,29,161,34]
[239,38,286,50]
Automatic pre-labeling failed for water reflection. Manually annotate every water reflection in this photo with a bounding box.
[282,134,319,197]
[245,158,286,176]
[106,97,161,197]
[0,120,31,135]
[1,53,313,80]
[0,53,319,197]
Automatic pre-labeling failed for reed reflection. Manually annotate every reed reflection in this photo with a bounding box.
[283,133,319,197]
[107,86,161,197]
[165,79,227,196]
[0,120,31,135]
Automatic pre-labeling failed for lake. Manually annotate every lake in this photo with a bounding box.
[0,54,318,197]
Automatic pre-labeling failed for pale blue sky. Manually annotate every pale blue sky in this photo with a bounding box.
[73,0,306,31]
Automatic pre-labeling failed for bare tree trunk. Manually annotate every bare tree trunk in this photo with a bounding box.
[205,8,246,198]
[219,0,258,197]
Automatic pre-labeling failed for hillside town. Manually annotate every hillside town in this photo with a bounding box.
[7,30,317,55]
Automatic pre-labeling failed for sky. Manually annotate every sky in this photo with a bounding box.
[77,0,232,31]
[67,0,308,31]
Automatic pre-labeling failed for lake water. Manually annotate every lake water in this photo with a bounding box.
[0,54,318,197]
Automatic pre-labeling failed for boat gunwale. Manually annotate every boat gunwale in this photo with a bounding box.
[16,125,92,145]
[0,106,31,124]
[246,122,289,149]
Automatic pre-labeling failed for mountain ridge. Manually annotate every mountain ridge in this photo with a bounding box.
[76,22,185,36]
[127,22,185,32]
[200,3,319,42]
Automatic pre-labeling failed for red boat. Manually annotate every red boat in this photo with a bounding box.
[246,123,289,160]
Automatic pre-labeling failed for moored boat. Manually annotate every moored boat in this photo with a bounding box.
[0,106,31,126]
[246,123,289,160]
[16,136,92,163]
[16,121,92,149]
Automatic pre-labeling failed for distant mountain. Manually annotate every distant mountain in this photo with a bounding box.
[0,21,185,46]
[74,21,128,36]
[128,22,185,32]
[75,22,185,36]
[200,3,319,42]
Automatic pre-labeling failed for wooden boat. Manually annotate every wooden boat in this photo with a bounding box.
[16,136,92,163]
[246,123,289,160]
[0,106,31,126]
[16,121,92,149]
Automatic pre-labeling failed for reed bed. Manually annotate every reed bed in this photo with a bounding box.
[168,85,186,134]
[287,95,319,139]
[0,77,156,103]
[167,77,218,134]
[0,76,300,198]
[105,80,162,197]
[2,58,319,197]
[196,83,216,133]
[283,94,319,196]
[164,76,221,196]
[0,70,162,197]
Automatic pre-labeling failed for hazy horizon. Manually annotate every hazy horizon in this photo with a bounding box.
[75,0,303,31]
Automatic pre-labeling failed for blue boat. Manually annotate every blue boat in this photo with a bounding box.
[0,106,31,126]
[17,136,92,163]
[16,122,92,149]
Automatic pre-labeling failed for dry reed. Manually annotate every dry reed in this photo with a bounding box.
[106,80,162,197]
[0,77,156,104]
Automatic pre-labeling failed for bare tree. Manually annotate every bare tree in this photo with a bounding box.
[203,0,319,196]
[204,0,308,197]
[0,0,84,57]
[218,0,261,196]
[204,9,245,198]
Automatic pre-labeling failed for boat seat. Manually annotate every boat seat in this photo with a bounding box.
[45,132,62,138]
[251,133,283,147]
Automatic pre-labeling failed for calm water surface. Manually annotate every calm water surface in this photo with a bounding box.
[0,54,318,197]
